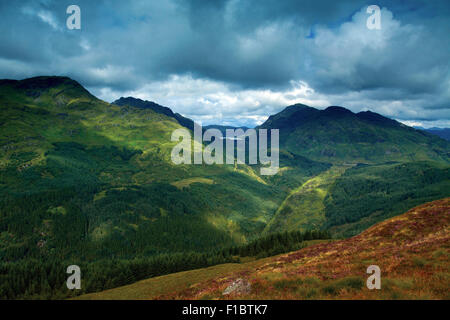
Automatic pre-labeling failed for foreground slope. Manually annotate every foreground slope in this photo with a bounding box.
[79,198,450,300]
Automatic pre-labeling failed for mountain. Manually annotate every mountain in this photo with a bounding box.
[421,128,450,141]
[0,76,328,263]
[260,104,450,236]
[77,198,450,300]
[259,104,450,163]
[113,96,195,131]
[1,76,448,247]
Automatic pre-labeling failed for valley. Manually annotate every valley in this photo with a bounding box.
[264,165,349,233]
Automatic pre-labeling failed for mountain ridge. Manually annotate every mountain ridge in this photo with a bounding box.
[113,96,196,131]
[259,103,450,163]
[0,76,95,101]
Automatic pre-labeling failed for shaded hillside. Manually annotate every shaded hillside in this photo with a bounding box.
[79,198,449,300]
[259,104,450,163]
[113,97,195,131]
[422,128,450,141]
[324,161,450,236]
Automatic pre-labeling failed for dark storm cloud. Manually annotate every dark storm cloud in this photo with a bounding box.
[0,0,448,126]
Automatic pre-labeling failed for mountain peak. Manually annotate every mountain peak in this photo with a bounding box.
[259,102,449,162]
[258,103,319,129]
[0,76,93,99]
[323,106,354,115]
[15,76,80,89]
[281,103,318,114]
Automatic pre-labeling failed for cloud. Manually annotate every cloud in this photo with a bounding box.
[36,10,59,30]
[92,75,332,127]
[21,4,61,31]
[301,7,449,96]
[0,0,448,127]
[399,120,450,129]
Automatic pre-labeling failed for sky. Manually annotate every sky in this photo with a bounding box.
[0,0,449,128]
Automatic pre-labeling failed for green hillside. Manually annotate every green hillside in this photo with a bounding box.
[264,165,348,233]
[0,76,328,262]
[324,161,450,237]
[265,161,450,237]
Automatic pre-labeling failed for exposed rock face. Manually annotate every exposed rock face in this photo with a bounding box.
[222,278,251,296]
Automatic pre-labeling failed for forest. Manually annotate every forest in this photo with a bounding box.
[0,229,329,299]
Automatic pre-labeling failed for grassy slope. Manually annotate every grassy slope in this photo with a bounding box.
[264,165,349,233]
[79,198,449,300]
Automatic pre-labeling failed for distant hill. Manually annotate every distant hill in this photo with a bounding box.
[77,198,450,300]
[113,97,251,135]
[420,127,450,141]
[203,124,250,135]
[259,104,450,163]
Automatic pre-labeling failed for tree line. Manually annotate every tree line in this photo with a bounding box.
[0,229,329,299]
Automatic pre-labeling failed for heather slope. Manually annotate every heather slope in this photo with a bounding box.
[79,198,449,300]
